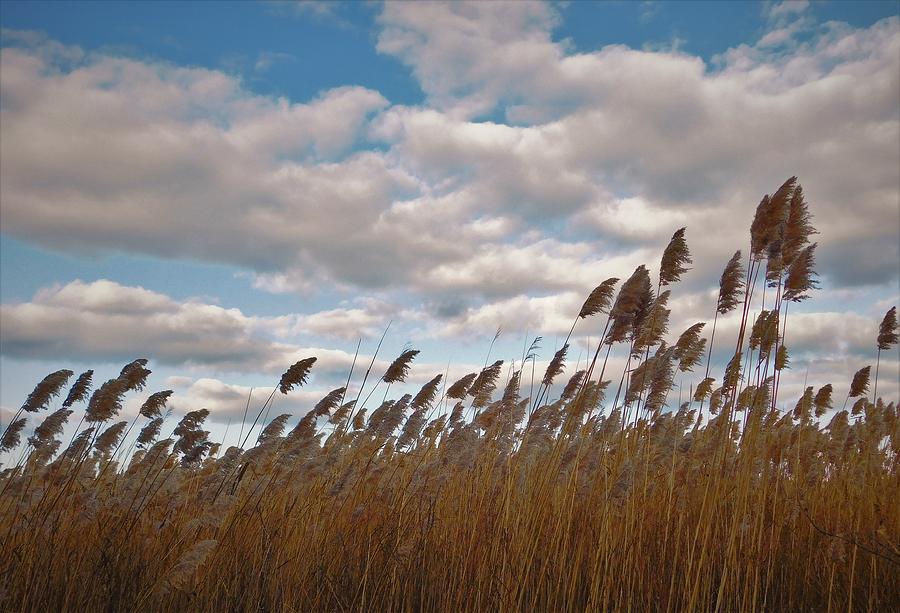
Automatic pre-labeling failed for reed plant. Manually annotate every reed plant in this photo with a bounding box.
[1,179,898,612]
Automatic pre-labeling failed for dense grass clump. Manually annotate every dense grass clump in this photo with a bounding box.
[1,178,898,612]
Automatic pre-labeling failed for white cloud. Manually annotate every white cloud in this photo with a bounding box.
[0,279,366,376]
[0,9,898,410]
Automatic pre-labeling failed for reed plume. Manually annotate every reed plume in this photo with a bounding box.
[848,366,871,398]
[383,349,419,384]
[314,387,346,417]
[578,277,619,318]
[446,372,477,400]
[62,369,93,408]
[279,357,317,394]
[659,227,692,286]
[1,418,27,452]
[21,369,73,413]
[29,408,72,449]
[411,375,442,411]
[139,390,173,419]
[717,251,745,315]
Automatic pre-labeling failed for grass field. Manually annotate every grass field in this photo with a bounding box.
[1,178,898,611]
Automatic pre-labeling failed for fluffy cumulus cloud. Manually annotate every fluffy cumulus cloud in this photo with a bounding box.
[0,2,898,414]
[0,279,372,377]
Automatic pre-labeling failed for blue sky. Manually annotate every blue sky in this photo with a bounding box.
[1,1,898,456]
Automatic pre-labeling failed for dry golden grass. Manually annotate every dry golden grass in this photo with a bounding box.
[1,178,898,612]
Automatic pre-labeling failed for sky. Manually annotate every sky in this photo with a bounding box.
[1,0,899,454]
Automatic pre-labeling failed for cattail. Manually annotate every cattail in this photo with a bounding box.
[560,370,586,401]
[29,408,72,449]
[633,291,670,356]
[314,387,346,417]
[717,251,745,315]
[694,377,715,402]
[94,421,127,457]
[782,185,817,267]
[659,227,692,286]
[469,361,503,408]
[674,322,706,372]
[411,375,442,411]
[848,366,871,398]
[606,265,653,344]
[383,349,419,384]
[173,409,210,455]
[62,370,93,408]
[446,372,477,399]
[21,369,73,413]
[258,414,291,444]
[136,417,164,448]
[279,357,317,394]
[119,359,151,392]
[542,345,568,387]
[813,384,833,417]
[877,307,898,350]
[578,277,619,318]
[782,243,818,302]
[1,417,27,452]
[139,390,173,419]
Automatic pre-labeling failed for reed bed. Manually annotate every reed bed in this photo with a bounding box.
[1,178,898,612]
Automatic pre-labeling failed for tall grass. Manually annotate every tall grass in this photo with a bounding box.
[1,178,898,612]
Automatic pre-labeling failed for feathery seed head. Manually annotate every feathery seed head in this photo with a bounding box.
[877,307,898,350]
[314,387,346,417]
[136,417,164,448]
[119,359,151,392]
[279,357,317,394]
[717,251,745,315]
[383,349,419,384]
[848,366,871,398]
[139,390,173,419]
[542,344,568,387]
[258,414,291,444]
[411,374,442,411]
[783,243,819,302]
[62,370,93,408]
[21,369,73,413]
[1,418,27,452]
[578,277,619,318]
[659,227,692,286]
[29,408,72,449]
[446,372,478,399]
[94,421,128,457]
